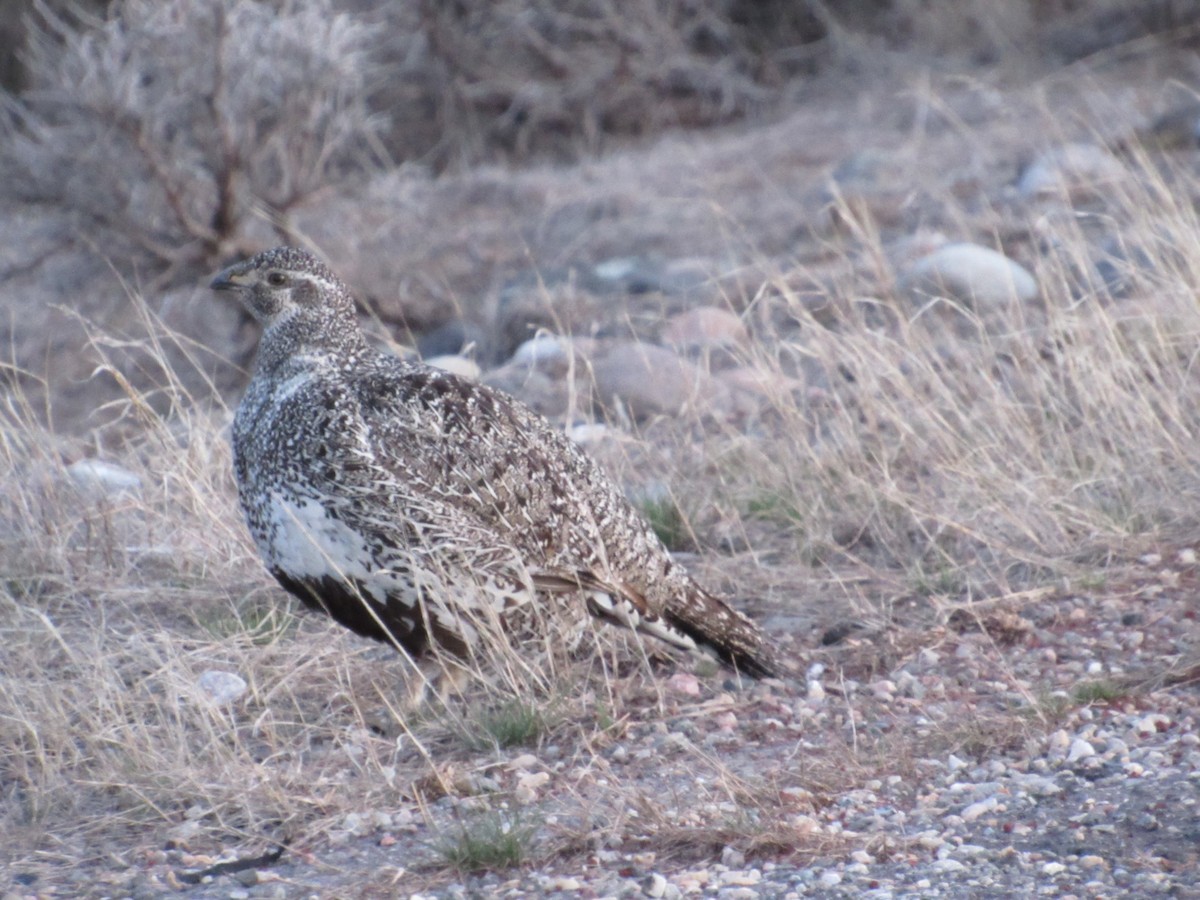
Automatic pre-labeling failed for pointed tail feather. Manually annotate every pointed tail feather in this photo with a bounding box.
[663,590,786,679]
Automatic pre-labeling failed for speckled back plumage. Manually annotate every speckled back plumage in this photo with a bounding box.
[213,247,783,679]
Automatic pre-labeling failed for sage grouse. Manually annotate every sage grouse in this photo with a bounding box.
[212,247,782,683]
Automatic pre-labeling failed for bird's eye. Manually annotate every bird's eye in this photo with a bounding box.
[266,272,287,287]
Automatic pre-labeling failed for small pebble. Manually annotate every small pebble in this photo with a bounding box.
[196,670,248,705]
[961,797,998,822]
[934,859,966,872]
[643,872,667,898]
[1068,738,1096,762]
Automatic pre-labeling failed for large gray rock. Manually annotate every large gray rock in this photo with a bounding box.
[589,341,729,421]
[1017,142,1126,201]
[508,334,596,375]
[900,242,1038,309]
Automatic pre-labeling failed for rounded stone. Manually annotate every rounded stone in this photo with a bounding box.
[590,341,728,420]
[900,242,1038,308]
[661,307,748,350]
[509,334,595,375]
[424,354,481,380]
[1018,142,1126,200]
[196,670,248,705]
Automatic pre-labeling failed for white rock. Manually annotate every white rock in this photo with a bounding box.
[642,872,668,898]
[514,771,550,804]
[566,422,614,446]
[511,334,562,366]
[1046,729,1071,759]
[934,859,966,872]
[870,679,897,700]
[1067,738,1097,762]
[424,354,480,380]
[714,711,738,732]
[720,846,746,868]
[593,257,640,282]
[197,670,247,705]
[961,796,998,822]
[667,672,701,697]
[719,869,760,886]
[790,814,821,833]
[1042,861,1067,876]
[917,832,945,851]
[166,818,202,846]
[1017,774,1062,797]
[342,811,371,836]
[1018,142,1127,199]
[67,458,142,495]
[901,242,1038,308]
[1135,713,1170,736]
[544,876,584,891]
[509,334,588,371]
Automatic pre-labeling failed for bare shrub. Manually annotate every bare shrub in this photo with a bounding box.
[373,0,825,168]
[1,0,384,281]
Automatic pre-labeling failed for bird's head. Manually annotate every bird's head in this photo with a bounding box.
[210,246,355,327]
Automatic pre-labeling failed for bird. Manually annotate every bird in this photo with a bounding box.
[211,246,784,692]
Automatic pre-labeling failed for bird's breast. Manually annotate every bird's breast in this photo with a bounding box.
[258,490,398,603]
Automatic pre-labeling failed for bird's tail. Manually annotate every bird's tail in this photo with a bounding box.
[663,588,786,679]
[534,569,787,679]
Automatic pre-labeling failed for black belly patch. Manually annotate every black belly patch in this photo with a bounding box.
[270,569,447,658]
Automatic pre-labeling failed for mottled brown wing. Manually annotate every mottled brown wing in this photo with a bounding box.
[351,358,786,677]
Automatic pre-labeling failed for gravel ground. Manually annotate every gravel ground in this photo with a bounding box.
[33,549,1193,900]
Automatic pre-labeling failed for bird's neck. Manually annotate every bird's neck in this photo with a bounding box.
[254,308,371,376]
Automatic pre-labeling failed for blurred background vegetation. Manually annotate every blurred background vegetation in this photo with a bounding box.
[0,0,1196,430]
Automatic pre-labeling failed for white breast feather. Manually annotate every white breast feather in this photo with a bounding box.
[264,492,393,602]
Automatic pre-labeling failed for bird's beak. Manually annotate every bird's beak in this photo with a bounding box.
[210,262,251,292]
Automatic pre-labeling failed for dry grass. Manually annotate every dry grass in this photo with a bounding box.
[5,124,1200,891]
[663,154,1200,612]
